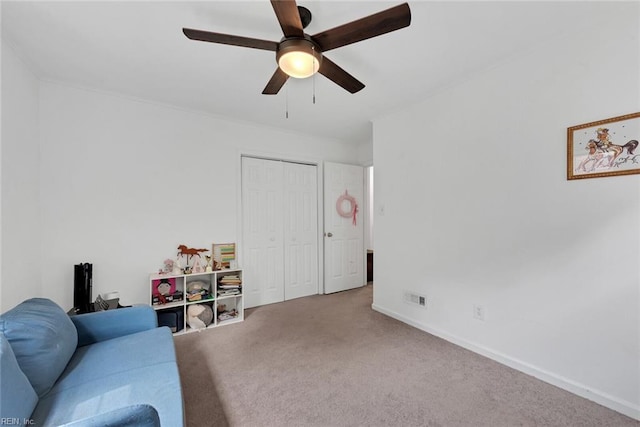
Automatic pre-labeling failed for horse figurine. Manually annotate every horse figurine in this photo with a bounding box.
[177,245,209,263]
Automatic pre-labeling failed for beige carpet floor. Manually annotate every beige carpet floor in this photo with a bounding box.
[174,286,638,427]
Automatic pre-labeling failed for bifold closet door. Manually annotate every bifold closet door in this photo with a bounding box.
[242,157,285,308]
[242,157,318,308]
[283,162,318,301]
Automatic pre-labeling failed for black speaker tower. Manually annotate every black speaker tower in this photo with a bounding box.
[73,263,93,314]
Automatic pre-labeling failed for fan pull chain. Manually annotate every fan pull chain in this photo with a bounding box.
[312,46,316,105]
[286,83,289,119]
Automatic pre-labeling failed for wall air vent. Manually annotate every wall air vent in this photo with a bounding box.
[403,291,427,309]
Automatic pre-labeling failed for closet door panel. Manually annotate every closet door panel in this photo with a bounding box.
[283,162,318,301]
[242,157,284,308]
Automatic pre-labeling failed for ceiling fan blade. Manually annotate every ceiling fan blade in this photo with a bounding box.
[311,3,411,52]
[318,57,365,94]
[262,68,290,95]
[183,28,278,51]
[270,0,304,38]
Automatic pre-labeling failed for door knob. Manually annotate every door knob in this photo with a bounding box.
[326,232,333,237]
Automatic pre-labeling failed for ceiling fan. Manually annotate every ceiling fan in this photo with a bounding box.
[183,1,411,95]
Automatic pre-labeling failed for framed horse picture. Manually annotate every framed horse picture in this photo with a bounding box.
[567,112,640,180]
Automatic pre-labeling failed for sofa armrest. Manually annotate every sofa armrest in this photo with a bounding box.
[71,305,158,347]
[59,404,160,427]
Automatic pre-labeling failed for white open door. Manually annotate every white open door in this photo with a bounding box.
[324,162,364,294]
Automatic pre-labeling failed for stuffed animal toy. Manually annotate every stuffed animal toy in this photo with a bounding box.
[217,304,226,317]
[186,304,213,331]
[163,259,174,274]
[172,259,182,275]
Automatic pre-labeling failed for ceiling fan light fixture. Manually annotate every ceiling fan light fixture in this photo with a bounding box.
[276,38,322,79]
[183,2,412,94]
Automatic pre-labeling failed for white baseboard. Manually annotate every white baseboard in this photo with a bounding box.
[371,303,640,421]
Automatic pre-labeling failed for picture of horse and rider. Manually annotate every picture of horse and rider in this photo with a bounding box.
[568,112,640,180]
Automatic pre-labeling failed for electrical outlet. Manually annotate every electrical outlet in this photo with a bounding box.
[473,304,485,321]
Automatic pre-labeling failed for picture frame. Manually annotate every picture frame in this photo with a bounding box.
[567,112,640,180]
[212,243,236,270]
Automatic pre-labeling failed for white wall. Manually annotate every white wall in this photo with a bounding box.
[357,138,373,166]
[1,40,42,311]
[373,3,639,420]
[37,82,358,308]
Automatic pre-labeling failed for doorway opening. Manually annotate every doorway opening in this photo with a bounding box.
[365,166,374,285]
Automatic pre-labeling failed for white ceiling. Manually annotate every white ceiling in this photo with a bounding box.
[1,1,610,144]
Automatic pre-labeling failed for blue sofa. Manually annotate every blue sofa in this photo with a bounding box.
[0,298,184,426]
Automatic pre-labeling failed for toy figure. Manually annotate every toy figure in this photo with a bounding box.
[173,259,183,275]
[177,245,209,263]
[163,259,174,274]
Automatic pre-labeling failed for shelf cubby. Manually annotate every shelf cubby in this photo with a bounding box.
[149,269,243,334]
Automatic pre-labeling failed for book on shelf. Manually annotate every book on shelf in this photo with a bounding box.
[219,275,242,286]
[218,289,241,297]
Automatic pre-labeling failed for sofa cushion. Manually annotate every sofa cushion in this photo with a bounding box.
[31,327,183,427]
[0,332,39,420]
[52,326,177,393]
[0,298,78,397]
[33,363,183,427]
[58,404,161,427]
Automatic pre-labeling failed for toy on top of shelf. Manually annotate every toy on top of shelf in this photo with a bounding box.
[162,259,174,274]
[177,245,210,274]
[173,259,183,275]
[192,257,204,273]
[177,245,208,262]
